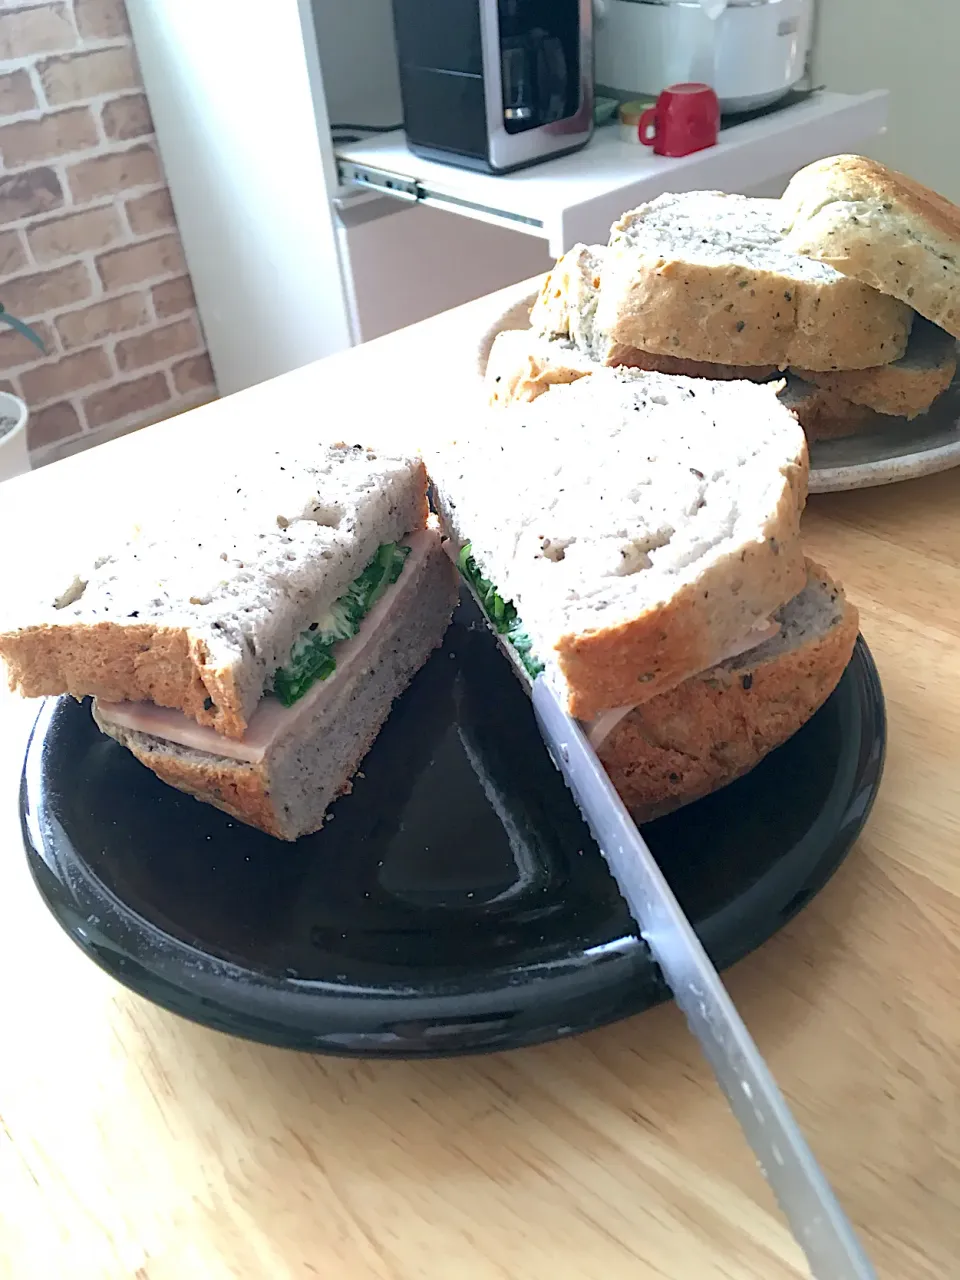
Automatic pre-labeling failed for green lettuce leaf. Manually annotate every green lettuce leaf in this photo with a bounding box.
[457,543,544,680]
[272,542,411,707]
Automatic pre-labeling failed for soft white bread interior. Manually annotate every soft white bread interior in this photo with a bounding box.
[485,329,597,408]
[599,560,859,820]
[781,154,960,340]
[487,327,778,411]
[431,365,809,721]
[595,191,914,371]
[528,242,604,352]
[0,444,429,739]
[483,327,891,442]
[487,328,739,410]
[94,528,458,840]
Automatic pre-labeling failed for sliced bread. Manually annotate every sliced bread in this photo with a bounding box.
[486,329,596,408]
[529,242,778,379]
[599,560,859,820]
[96,532,457,839]
[602,344,778,381]
[781,154,960,340]
[793,317,957,420]
[485,328,897,443]
[0,445,429,739]
[431,365,809,721]
[528,243,604,352]
[486,329,777,410]
[779,377,891,442]
[595,191,914,371]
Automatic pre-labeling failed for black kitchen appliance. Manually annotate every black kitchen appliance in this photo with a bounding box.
[391,0,593,173]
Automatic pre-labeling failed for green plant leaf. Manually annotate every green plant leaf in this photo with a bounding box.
[0,307,45,353]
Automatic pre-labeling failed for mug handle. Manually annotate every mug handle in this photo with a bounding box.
[637,107,657,147]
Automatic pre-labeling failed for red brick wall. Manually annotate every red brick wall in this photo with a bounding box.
[0,0,216,462]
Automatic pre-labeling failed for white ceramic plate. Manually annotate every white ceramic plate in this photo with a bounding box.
[474,290,960,496]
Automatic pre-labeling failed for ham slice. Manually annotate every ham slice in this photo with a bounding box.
[95,528,437,764]
[714,616,781,663]
[584,616,781,750]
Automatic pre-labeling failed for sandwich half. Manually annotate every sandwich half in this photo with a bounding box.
[430,364,810,723]
[595,560,858,820]
[596,191,914,371]
[781,154,960,340]
[1,443,459,839]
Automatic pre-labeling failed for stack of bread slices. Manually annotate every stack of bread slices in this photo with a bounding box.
[486,155,960,441]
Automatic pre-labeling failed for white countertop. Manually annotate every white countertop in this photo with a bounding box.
[2,276,960,1279]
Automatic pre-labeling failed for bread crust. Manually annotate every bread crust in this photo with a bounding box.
[0,620,245,735]
[597,246,913,371]
[528,244,603,349]
[598,565,859,820]
[795,362,954,421]
[793,323,957,419]
[113,738,283,836]
[99,714,386,841]
[555,455,809,722]
[94,532,457,839]
[0,460,431,740]
[485,330,594,408]
[782,154,960,340]
[602,342,777,381]
[780,377,887,442]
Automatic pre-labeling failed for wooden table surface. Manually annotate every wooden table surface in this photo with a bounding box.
[1,282,958,1280]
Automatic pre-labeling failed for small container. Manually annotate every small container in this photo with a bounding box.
[618,97,657,143]
[0,390,30,483]
[594,95,620,126]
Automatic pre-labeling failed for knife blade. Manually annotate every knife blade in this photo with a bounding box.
[531,673,877,1280]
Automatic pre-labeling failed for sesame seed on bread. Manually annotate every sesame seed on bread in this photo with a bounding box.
[782,154,960,340]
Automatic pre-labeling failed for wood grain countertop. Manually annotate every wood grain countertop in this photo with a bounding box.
[0,281,957,1280]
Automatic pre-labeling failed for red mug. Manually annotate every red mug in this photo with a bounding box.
[638,83,720,158]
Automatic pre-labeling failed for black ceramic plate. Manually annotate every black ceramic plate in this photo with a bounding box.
[20,596,885,1057]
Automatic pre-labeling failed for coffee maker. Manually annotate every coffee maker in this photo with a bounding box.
[391,0,593,173]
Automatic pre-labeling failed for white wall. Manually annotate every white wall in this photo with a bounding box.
[126,0,354,396]
[814,0,959,201]
[309,0,403,129]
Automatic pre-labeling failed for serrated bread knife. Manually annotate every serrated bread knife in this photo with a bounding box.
[462,578,877,1279]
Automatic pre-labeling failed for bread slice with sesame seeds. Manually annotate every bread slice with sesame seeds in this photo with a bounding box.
[431,363,809,722]
[792,316,957,420]
[781,154,960,340]
[0,443,431,739]
[92,526,457,840]
[595,191,914,371]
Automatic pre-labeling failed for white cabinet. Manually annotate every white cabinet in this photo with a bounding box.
[127,0,889,396]
[336,89,888,257]
[125,0,353,396]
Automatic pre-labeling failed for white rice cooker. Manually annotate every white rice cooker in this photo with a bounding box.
[594,0,815,114]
